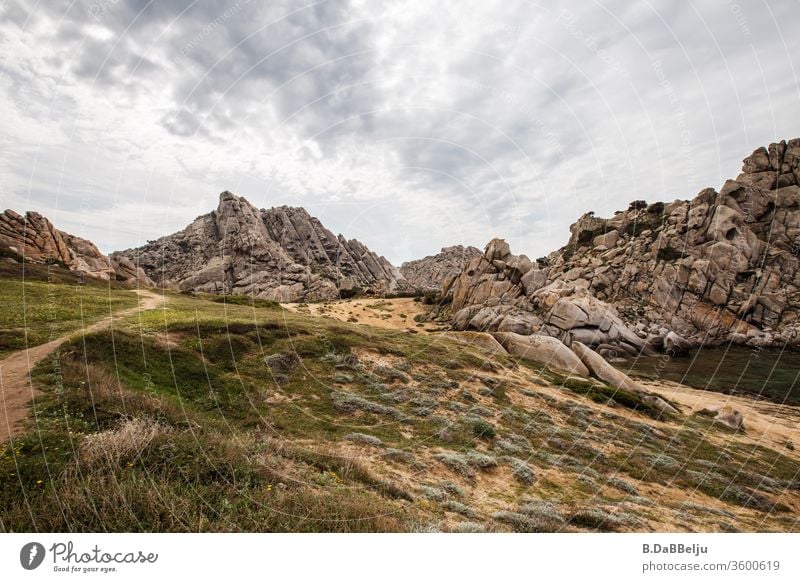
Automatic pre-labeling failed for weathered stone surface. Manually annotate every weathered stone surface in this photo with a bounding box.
[663,331,693,356]
[400,245,481,293]
[112,191,412,302]
[571,343,679,414]
[441,331,507,356]
[571,342,645,393]
[698,405,745,431]
[446,239,649,353]
[492,332,589,376]
[442,139,800,351]
[0,209,135,282]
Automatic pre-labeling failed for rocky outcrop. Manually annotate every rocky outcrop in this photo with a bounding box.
[0,208,154,285]
[112,191,412,302]
[0,209,148,283]
[0,210,74,266]
[109,254,157,287]
[400,245,481,293]
[445,238,652,357]
[445,139,800,352]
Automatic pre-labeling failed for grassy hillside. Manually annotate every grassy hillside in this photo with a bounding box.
[0,261,138,357]
[1,286,798,532]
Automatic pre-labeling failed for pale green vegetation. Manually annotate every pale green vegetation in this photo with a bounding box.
[0,262,138,357]
[1,265,798,532]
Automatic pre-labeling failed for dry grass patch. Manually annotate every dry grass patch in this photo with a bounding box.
[80,417,170,467]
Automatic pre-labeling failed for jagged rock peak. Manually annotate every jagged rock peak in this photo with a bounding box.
[400,244,481,293]
[112,191,413,302]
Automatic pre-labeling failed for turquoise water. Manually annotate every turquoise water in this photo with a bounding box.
[617,347,800,406]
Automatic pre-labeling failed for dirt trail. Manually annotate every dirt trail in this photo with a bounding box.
[0,290,164,442]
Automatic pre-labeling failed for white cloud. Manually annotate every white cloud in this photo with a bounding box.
[0,0,798,263]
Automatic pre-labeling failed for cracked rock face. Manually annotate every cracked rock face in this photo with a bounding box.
[400,245,481,293]
[111,191,412,302]
[445,138,800,352]
[0,209,136,282]
[0,209,155,285]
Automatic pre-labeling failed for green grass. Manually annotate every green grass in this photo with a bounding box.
[202,293,282,310]
[0,265,138,357]
[2,276,798,533]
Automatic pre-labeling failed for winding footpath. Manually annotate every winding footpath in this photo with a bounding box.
[0,290,163,442]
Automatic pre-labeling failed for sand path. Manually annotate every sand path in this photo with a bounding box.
[0,289,164,442]
[284,297,442,333]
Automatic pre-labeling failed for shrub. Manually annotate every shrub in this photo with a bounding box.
[492,510,562,533]
[382,448,419,466]
[442,500,475,518]
[264,351,300,375]
[374,365,410,384]
[439,480,464,497]
[465,451,498,470]
[518,500,564,523]
[321,352,361,369]
[434,452,474,478]
[506,457,536,484]
[343,433,384,448]
[470,419,496,440]
[567,508,634,532]
[332,391,407,421]
[417,486,447,501]
[495,434,532,455]
[649,453,680,472]
[607,476,639,496]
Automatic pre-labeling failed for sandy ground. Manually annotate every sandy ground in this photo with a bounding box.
[290,298,800,460]
[0,289,164,442]
[284,297,443,333]
[644,378,800,457]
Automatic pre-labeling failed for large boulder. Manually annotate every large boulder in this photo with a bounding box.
[698,405,745,431]
[663,331,693,356]
[442,331,507,356]
[492,332,589,376]
[571,342,645,393]
[571,342,679,414]
[572,344,678,414]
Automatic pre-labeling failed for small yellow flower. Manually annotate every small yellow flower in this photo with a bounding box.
[36,480,43,484]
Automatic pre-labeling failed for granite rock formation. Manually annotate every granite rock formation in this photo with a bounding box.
[112,191,412,302]
[445,139,800,353]
[400,245,481,293]
[0,209,152,284]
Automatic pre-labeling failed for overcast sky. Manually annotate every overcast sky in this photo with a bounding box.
[1,1,798,264]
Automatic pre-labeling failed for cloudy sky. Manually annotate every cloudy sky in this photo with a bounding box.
[1,0,798,264]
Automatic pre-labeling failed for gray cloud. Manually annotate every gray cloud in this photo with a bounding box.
[0,0,798,264]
